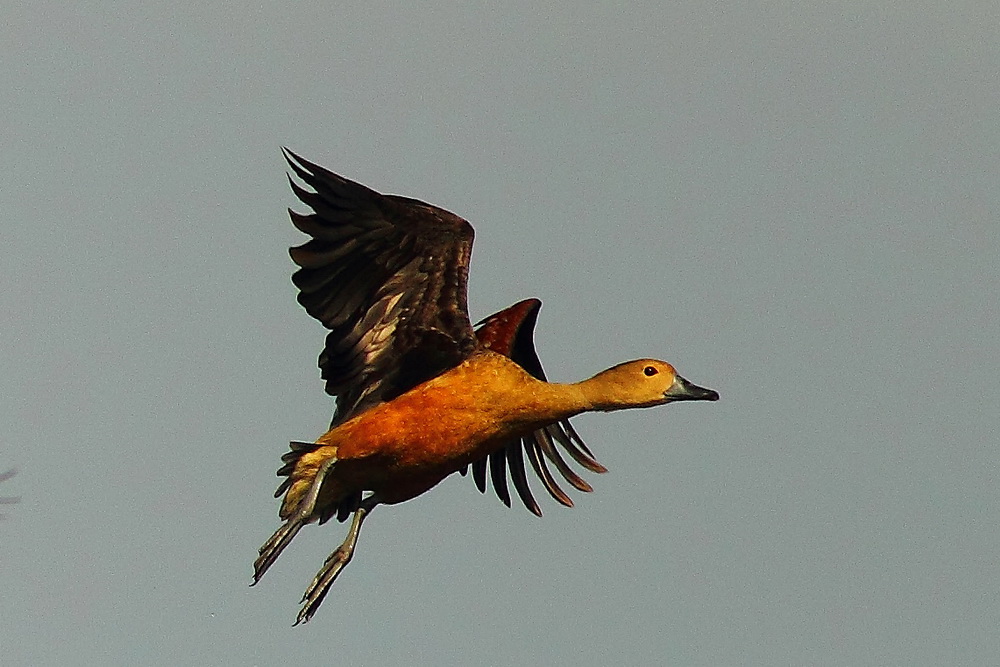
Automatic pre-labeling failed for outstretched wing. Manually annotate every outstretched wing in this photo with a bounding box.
[284,149,478,425]
[465,299,608,516]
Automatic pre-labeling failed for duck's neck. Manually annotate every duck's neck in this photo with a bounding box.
[524,379,592,423]
[519,373,625,422]
[464,352,621,429]
[572,374,623,413]
[467,352,592,426]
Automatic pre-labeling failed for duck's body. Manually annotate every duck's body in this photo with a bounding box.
[282,350,576,511]
[280,350,699,513]
[253,151,719,624]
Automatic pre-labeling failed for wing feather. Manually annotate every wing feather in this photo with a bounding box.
[469,299,607,515]
[283,149,477,424]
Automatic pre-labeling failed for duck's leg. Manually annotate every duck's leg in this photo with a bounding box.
[253,456,338,584]
[296,494,380,625]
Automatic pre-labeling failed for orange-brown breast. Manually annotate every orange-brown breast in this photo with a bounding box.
[315,350,584,504]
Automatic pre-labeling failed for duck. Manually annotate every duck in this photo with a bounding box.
[253,150,719,624]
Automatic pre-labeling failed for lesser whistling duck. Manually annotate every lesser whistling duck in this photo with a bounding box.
[253,150,719,624]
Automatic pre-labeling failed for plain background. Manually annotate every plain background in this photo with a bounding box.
[2,2,998,665]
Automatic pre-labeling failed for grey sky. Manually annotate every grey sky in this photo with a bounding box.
[2,2,998,665]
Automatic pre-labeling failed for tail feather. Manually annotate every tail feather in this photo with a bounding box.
[255,446,339,584]
[273,440,326,498]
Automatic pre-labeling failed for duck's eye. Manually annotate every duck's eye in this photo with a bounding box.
[643,366,658,376]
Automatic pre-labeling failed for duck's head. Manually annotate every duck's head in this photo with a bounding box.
[583,359,719,411]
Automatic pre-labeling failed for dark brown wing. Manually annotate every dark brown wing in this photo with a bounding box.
[463,299,608,516]
[284,149,478,424]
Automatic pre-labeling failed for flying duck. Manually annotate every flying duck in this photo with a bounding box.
[253,150,719,624]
